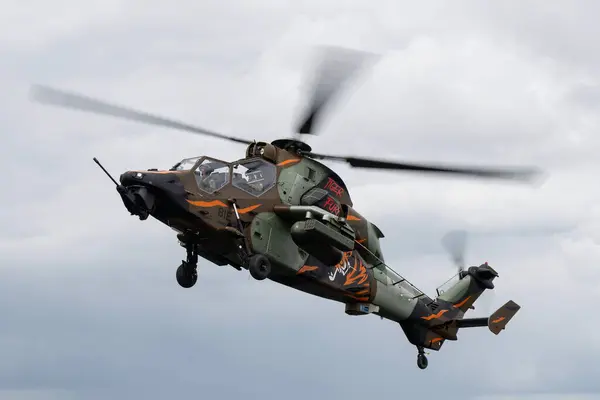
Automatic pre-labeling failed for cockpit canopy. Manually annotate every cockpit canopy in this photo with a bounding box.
[232,158,276,197]
[172,157,200,172]
[171,156,277,197]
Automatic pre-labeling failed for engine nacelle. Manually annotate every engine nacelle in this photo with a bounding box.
[291,218,355,266]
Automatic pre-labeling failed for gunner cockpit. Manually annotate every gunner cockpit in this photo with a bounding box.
[169,154,278,197]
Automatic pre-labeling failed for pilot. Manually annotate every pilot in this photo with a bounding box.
[245,169,265,193]
[196,164,216,190]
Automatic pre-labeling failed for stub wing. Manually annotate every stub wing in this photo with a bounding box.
[487,300,521,335]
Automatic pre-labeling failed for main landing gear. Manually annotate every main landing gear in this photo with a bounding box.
[175,240,272,287]
[228,199,271,281]
[176,244,198,288]
[416,346,428,370]
[247,254,271,281]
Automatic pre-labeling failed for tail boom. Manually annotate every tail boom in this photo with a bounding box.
[401,262,519,351]
[398,259,520,370]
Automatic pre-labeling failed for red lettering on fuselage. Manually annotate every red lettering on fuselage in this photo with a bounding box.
[322,196,341,215]
[323,177,344,197]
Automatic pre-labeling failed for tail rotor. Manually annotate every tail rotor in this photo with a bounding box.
[441,230,467,275]
[441,230,495,313]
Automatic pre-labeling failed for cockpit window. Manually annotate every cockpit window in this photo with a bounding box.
[194,159,230,194]
[173,157,201,171]
[232,159,276,197]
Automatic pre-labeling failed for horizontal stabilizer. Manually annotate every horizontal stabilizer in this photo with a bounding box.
[488,300,520,335]
[456,317,487,329]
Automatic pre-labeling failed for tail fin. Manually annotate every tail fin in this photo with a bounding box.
[436,262,499,313]
[487,300,521,334]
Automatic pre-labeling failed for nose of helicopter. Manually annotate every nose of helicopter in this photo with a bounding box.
[116,170,187,221]
[119,170,146,187]
[117,171,156,220]
[119,170,176,187]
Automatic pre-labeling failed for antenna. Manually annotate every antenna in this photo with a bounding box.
[93,157,120,187]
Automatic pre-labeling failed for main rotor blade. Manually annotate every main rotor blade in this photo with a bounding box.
[30,85,252,145]
[296,46,379,135]
[307,152,542,182]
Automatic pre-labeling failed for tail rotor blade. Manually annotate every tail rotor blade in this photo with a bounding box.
[442,230,468,272]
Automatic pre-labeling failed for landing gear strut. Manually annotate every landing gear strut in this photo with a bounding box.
[176,244,198,288]
[416,346,428,370]
[228,199,271,281]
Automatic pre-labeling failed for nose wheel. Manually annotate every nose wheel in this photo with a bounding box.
[416,347,428,370]
[176,243,199,288]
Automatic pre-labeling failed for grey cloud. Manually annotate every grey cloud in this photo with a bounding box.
[2,1,600,399]
[3,210,597,398]
[477,396,600,400]
[566,82,600,109]
[466,1,600,74]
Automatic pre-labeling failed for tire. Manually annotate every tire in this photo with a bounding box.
[248,254,271,281]
[417,354,428,370]
[176,263,198,288]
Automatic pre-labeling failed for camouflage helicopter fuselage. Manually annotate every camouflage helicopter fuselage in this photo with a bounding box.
[118,139,519,369]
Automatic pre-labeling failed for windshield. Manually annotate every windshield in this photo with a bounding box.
[172,157,201,171]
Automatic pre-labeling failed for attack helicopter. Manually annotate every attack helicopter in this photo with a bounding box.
[30,46,536,369]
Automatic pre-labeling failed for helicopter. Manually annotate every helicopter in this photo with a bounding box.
[30,46,535,369]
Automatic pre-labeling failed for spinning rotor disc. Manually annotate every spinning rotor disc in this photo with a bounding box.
[29,45,543,183]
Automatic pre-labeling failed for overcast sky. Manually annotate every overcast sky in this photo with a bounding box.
[2,1,600,399]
